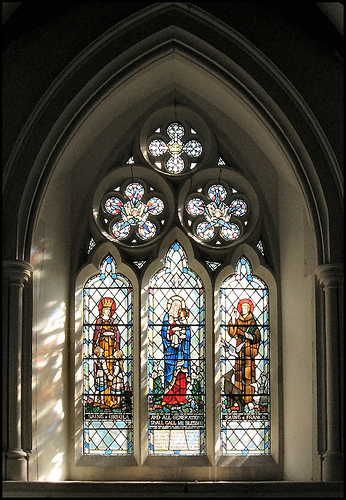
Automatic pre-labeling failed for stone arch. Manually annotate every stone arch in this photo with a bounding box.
[4,3,340,265]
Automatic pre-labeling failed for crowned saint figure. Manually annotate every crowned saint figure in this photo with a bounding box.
[93,297,121,408]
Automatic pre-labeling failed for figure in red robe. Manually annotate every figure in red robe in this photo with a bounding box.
[161,296,191,406]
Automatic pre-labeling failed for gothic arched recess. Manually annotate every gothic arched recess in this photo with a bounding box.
[3,2,343,493]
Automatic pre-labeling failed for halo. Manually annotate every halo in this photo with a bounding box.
[167,295,186,311]
[237,298,254,313]
[99,297,116,316]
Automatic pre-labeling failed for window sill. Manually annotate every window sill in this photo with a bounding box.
[143,455,212,467]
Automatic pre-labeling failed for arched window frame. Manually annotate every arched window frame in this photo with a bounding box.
[214,243,280,472]
[2,0,341,487]
[140,229,214,467]
[72,104,281,478]
[74,235,280,479]
[74,243,140,468]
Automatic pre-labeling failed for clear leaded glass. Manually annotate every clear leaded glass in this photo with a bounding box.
[219,256,270,455]
[147,241,206,455]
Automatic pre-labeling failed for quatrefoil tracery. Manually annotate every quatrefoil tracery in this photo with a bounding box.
[147,121,203,174]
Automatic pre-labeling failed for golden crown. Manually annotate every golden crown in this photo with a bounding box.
[101,297,114,307]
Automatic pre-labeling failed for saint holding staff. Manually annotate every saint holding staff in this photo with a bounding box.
[228,298,261,404]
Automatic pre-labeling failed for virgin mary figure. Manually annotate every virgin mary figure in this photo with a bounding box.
[161,295,191,406]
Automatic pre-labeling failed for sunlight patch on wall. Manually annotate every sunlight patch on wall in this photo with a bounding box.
[46,452,64,481]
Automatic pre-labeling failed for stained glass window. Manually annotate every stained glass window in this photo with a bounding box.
[85,110,271,461]
[206,260,221,271]
[219,256,270,455]
[147,121,203,174]
[82,255,133,455]
[102,182,164,241]
[87,237,96,254]
[133,260,146,269]
[184,181,249,246]
[257,239,265,256]
[95,180,166,246]
[147,241,206,455]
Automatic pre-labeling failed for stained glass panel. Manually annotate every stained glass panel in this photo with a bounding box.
[147,121,203,174]
[219,256,270,455]
[148,241,206,455]
[87,237,96,254]
[82,255,133,455]
[257,240,265,256]
[183,140,203,157]
[184,182,248,245]
[148,139,169,156]
[100,181,165,244]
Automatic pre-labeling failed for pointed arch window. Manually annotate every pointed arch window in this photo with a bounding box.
[147,241,206,455]
[78,105,278,476]
[219,256,270,455]
[82,255,133,455]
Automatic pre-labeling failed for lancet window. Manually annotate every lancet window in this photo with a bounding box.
[219,256,270,455]
[147,242,206,455]
[82,255,133,455]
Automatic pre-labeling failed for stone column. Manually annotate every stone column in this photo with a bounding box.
[315,263,344,481]
[3,260,33,481]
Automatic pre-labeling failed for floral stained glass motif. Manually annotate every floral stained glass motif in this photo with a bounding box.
[219,256,270,455]
[185,183,248,244]
[148,122,203,174]
[82,255,133,455]
[147,241,206,455]
[102,181,165,243]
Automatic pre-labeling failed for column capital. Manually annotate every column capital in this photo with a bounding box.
[3,260,33,284]
[315,263,343,288]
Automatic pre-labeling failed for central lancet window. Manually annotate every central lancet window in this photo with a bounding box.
[147,241,206,455]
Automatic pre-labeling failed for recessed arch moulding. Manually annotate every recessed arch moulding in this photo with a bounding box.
[12,24,329,266]
[21,16,330,482]
[39,47,304,274]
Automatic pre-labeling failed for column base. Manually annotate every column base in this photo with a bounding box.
[5,449,28,481]
[322,450,344,481]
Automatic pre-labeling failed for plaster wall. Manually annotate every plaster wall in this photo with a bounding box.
[279,176,318,480]
[30,174,74,481]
